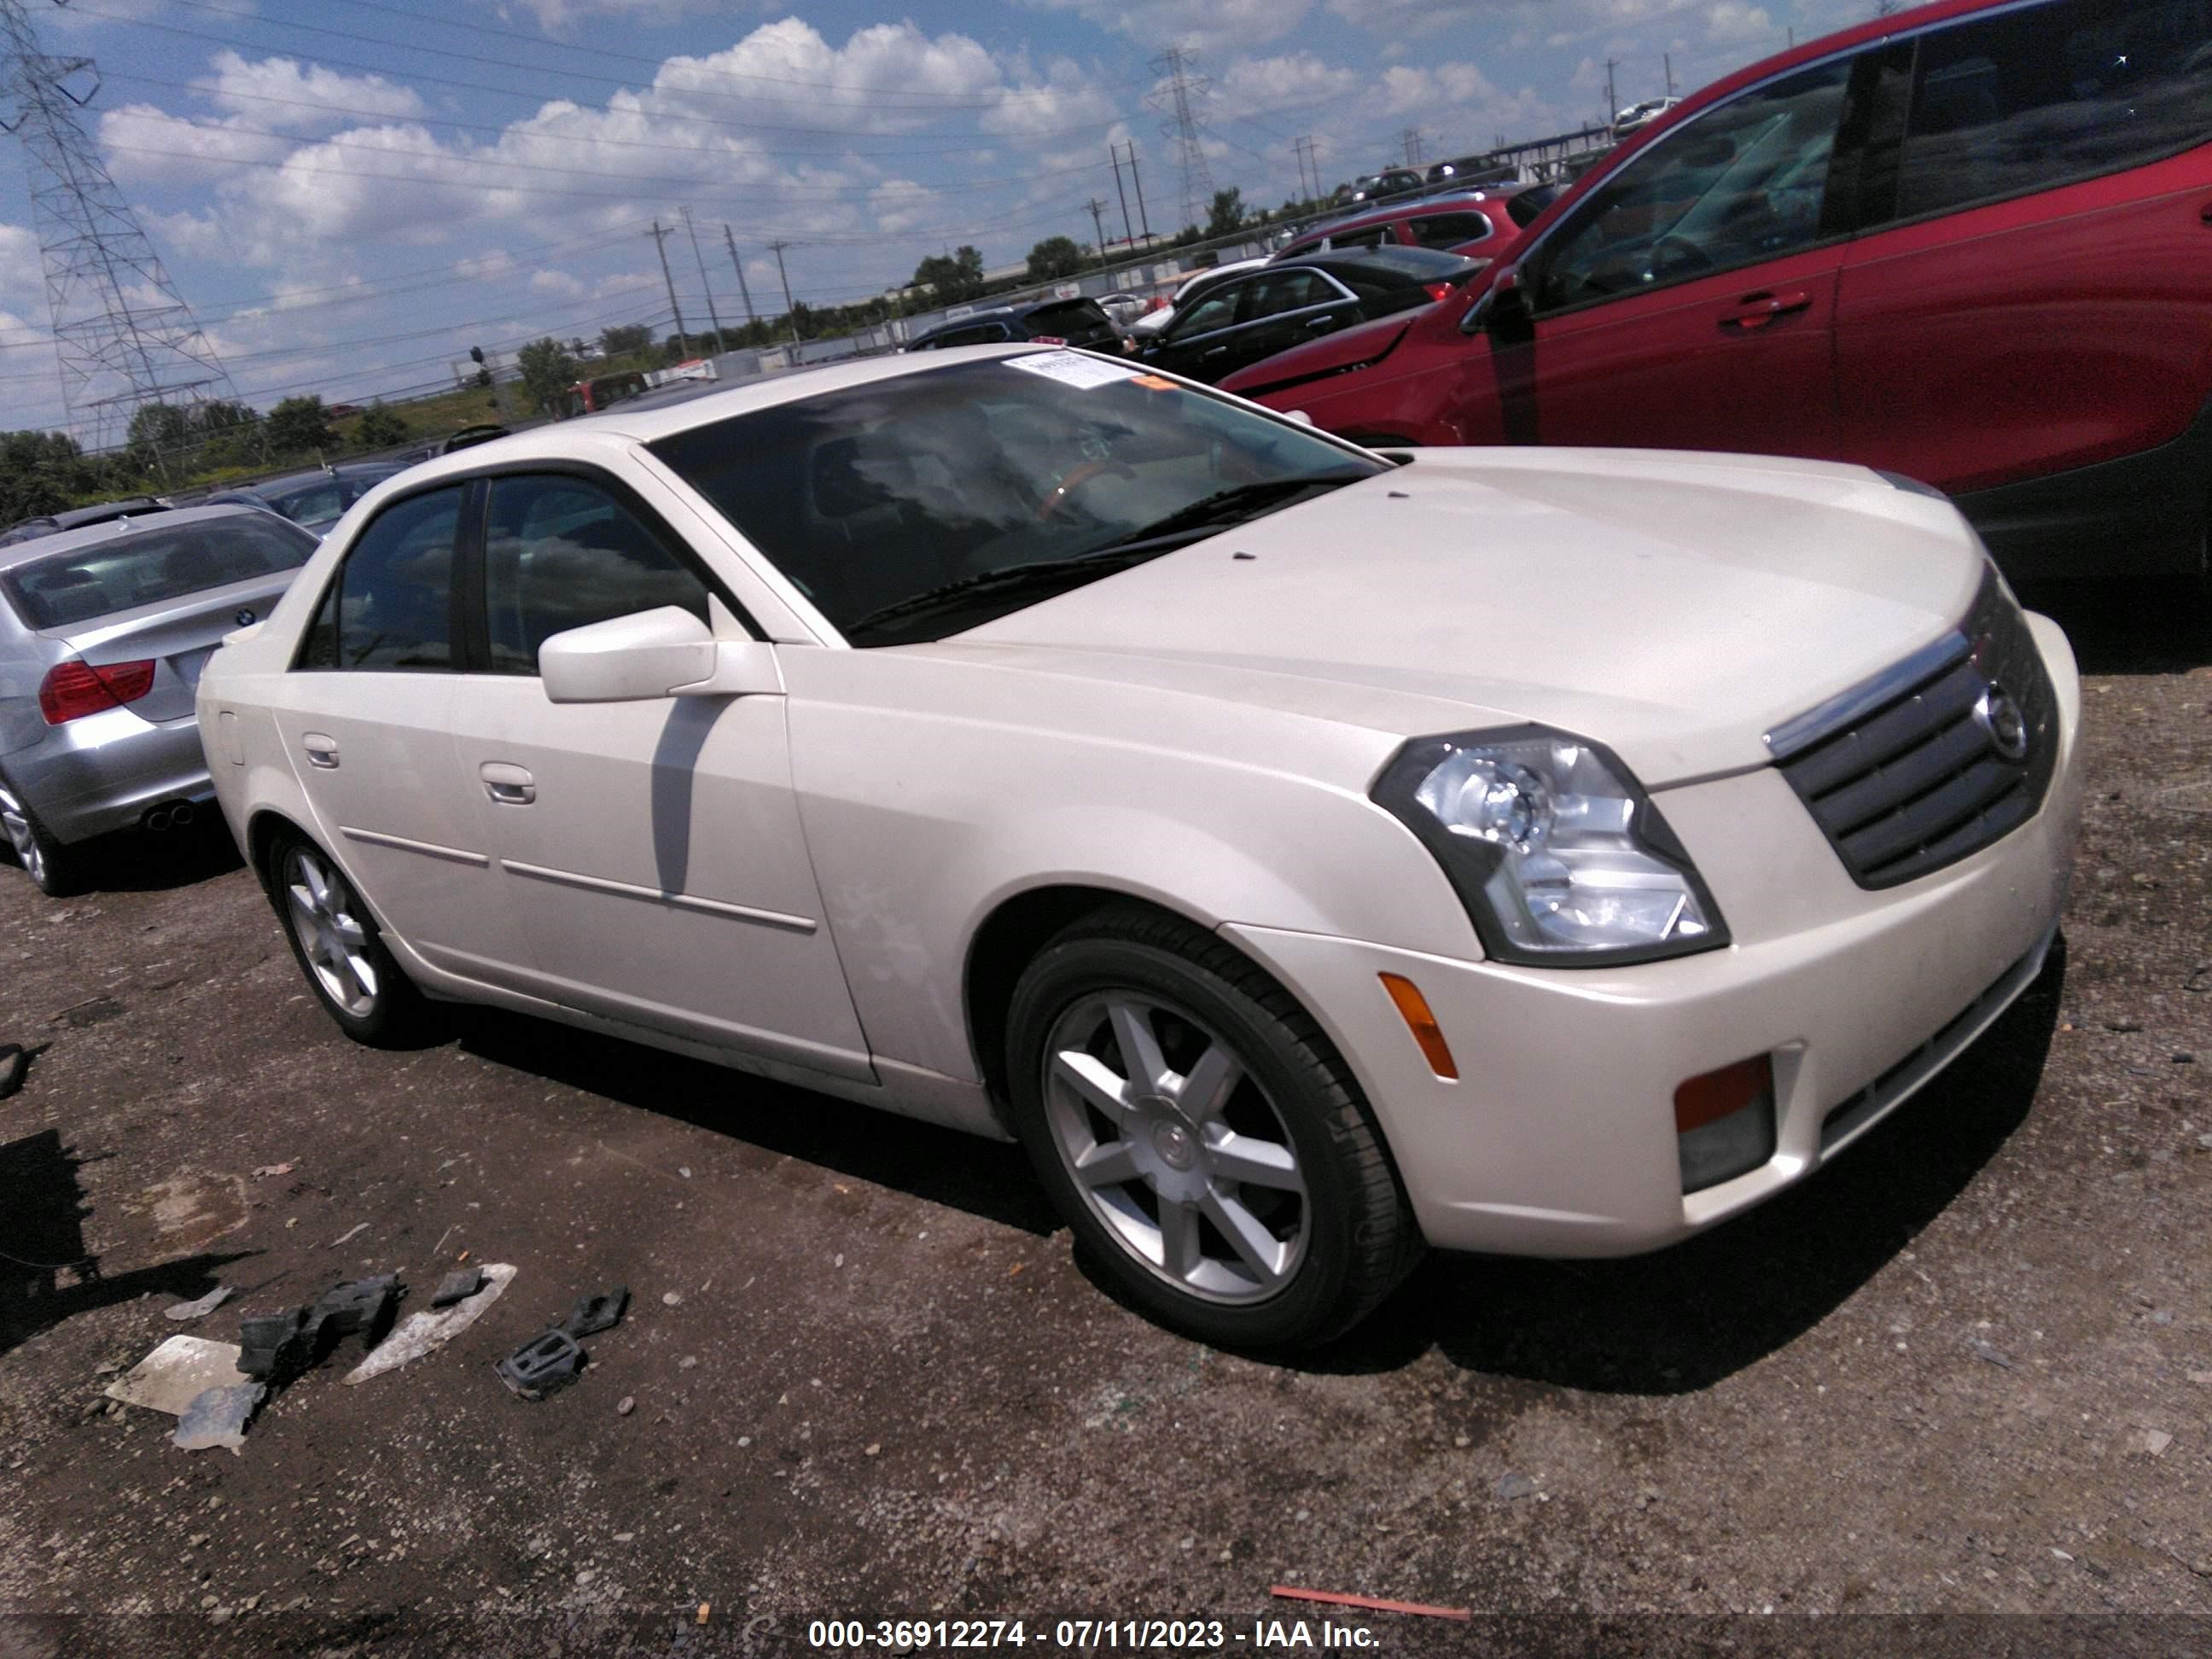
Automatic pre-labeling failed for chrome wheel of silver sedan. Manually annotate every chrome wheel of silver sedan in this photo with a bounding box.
[0,781,45,888]
[1043,991,1308,1303]
[283,846,379,1019]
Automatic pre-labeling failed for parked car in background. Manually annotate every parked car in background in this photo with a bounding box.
[399,425,509,464]
[1137,247,1481,385]
[1427,156,1518,189]
[1227,0,2212,583]
[0,498,170,549]
[1095,292,1151,331]
[0,505,318,894]
[905,296,1126,354]
[199,346,2081,1348]
[1611,96,1681,139]
[204,463,410,539]
[1127,259,1272,341]
[1271,189,1528,262]
[1342,169,1427,206]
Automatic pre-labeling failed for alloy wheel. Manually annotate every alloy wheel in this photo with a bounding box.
[1042,991,1308,1303]
[283,847,380,1019]
[0,782,44,887]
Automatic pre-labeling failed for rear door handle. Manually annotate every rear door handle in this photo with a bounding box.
[1304,314,1338,331]
[480,762,536,805]
[1718,289,1812,330]
[301,732,339,769]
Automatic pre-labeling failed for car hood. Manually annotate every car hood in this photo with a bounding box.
[945,451,1988,787]
[1219,312,1417,399]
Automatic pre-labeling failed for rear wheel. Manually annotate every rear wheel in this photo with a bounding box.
[1006,905,1420,1349]
[0,774,87,898]
[265,827,441,1047]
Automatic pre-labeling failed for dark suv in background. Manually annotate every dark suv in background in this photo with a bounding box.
[905,297,1126,354]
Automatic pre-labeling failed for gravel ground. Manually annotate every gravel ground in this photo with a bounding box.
[0,583,2206,1656]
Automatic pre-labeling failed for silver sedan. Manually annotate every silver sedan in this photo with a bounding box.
[0,504,317,894]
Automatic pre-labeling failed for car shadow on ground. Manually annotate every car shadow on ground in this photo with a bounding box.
[0,1126,253,1362]
[1292,942,2069,1394]
[2018,579,2210,676]
[5,818,246,897]
[454,1009,1061,1238]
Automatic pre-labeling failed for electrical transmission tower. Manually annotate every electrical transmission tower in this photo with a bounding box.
[1,0,236,454]
[1148,46,1215,236]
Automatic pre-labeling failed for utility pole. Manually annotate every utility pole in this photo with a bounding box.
[1108,142,1134,247]
[679,206,722,349]
[1664,54,1675,96]
[1400,125,1424,166]
[1291,135,1316,204]
[766,239,801,352]
[1086,197,1109,269]
[1148,45,1215,236]
[1127,143,1151,242]
[646,219,688,358]
[721,224,757,326]
[1605,58,1620,125]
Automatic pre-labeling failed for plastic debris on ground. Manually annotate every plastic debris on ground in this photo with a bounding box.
[431,1265,486,1307]
[562,1285,628,1337]
[104,1336,252,1416]
[497,1328,585,1400]
[0,1042,27,1099]
[346,1263,515,1384]
[173,1382,266,1456]
[163,1284,236,1323]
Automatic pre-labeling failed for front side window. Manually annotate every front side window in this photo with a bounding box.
[2,515,317,630]
[1530,58,1853,313]
[1167,288,1244,338]
[1896,0,2211,221]
[298,486,462,672]
[481,474,711,675]
[651,357,1383,647]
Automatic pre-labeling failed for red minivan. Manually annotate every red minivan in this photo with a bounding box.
[1221,0,2212,581]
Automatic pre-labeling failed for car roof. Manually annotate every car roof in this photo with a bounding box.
[1285,192,1509,241]
[0,502,289,576]
[377,346,1091,474]
[250,464,401,492]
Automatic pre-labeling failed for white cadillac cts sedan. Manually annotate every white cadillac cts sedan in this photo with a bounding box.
[198,346,2082,1348]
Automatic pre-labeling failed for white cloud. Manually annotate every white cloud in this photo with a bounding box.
[0,224,45,311]
[1022,0,1313,56]
[868,178,939,236]
[1216,51,1361,114]
[529,268,587,298]
[194,51,427,133]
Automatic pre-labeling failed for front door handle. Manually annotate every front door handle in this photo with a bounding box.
[301,732,339,769]
[1202,345,1231,358]
[1718,289,1813,330]
[480,762,536,805]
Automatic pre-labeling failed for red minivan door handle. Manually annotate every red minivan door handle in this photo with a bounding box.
[1718,290,1813,330]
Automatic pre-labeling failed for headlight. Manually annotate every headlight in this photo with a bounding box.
[1372,725,1728,966]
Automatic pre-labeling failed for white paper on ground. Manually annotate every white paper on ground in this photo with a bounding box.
[342,1262,517,1384]
[105,1335,251,1416]
[1003,350,1138,390]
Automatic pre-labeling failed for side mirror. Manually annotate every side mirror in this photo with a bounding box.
[539,607,781,703]
[1282,409,1316,427]
[1460,267,1534,342]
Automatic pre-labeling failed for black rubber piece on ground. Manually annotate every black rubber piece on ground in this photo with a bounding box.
[562,1286,629,1337]
[498,1329,584,1399]
[0,1044,26,1100]
[431,1266,486,1307]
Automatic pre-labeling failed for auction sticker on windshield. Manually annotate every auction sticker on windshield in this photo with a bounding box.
[1004,350,1137,389]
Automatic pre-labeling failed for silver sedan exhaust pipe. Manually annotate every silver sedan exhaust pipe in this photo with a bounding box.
[141,801,195,833]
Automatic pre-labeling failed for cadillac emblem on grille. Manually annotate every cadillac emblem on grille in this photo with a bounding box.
[1973,685,2029,762]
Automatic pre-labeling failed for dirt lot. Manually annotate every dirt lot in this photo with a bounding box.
[0,585,2207,1656]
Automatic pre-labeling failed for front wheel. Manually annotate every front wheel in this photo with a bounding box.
[1005,905,1420,1350]
[265,828,441,1048]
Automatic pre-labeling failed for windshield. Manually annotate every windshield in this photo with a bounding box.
[2,515,317,630]
[651,354,1384,645]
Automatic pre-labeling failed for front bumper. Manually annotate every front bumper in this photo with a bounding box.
[1224,613,2083,1258]
[4,707,215,844]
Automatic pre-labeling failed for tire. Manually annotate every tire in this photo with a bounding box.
[0,772,89,898]
[1005,905,1421,1350]
[263,826,442,1048]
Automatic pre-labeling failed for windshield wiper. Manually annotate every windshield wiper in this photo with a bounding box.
[841,547,1173,642]
[1095,470,1371,550]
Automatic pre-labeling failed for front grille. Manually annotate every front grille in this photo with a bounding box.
[1768,571,2058,889]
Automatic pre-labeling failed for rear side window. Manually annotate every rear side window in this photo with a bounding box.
[1322,225,1393,250]
[1025,301,1115,344]
[1408,212,1493,247]
[1896,0,2211,221]
[481,474,710,675]
[297,486,462,672]
[1169,286,1244,336]
[1243,270,1339,317]
[2,515,317,631]
[919,323,1008,348]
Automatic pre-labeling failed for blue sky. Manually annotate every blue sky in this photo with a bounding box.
[0,0,1882,435]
